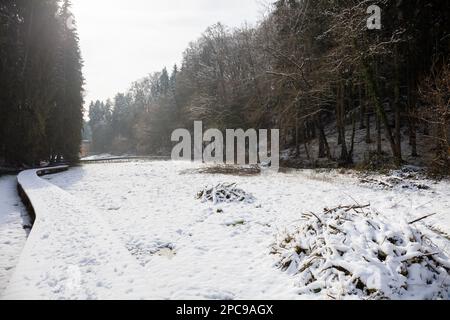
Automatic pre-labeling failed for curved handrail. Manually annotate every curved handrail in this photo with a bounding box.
[17,166,69,224]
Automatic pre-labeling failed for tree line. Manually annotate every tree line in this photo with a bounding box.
[89,1,449,174]
[0,0,84,167]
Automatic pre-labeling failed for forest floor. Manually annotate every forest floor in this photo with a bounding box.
[32,160,450,299]
[280,116,436,171]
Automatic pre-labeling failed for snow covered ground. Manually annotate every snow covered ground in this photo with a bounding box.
[40,161,449,299]
[0,176,30,295]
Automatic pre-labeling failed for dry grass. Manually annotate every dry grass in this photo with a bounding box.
[180,164,261,176]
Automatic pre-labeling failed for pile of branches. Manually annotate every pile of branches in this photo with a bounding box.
[196,183,255,205]
[272,204,450,299]
[182,165,261,176]
[360,176,430,190]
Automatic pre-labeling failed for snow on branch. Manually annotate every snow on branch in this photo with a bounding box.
[272,204,450,299]
[196,183,255,205]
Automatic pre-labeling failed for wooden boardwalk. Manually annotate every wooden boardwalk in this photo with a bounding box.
[3,166,154,299]
[80,156,170,164]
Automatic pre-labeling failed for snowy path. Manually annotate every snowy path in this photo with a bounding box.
[3,167,154,300]
[0,176,30,295]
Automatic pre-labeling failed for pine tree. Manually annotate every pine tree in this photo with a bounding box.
[47,0,84,163]
[0,0,84,166]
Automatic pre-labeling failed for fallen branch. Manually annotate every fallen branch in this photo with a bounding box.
[408,213,437,225]
[323,204,370,215]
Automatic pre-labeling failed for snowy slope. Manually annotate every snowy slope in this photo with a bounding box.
[0,176,30,295]
[281,116,440,169]
[45,161,450,299]
[3,168,156,300]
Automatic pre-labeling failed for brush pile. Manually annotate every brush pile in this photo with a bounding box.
[359,166,430,190]
[183,165,261,176]
[196,183,255,205]
[272,204,450,299]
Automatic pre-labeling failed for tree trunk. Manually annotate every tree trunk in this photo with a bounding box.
[336,85,343,146]
[376,113,382,154]
[348,113,357,163]
[393,46,403,165]
[21,3,35,78]
[363,59,398,159]
[409,116,418,157]
[295,110,300,157]
[316,115,331,160]
[310,121,316,139]
[359,83,366,129]
[338,81,349,162]
[407,57,418,157]
[318,126,325,158]
[303,125,311,162]
[365,111,372,144]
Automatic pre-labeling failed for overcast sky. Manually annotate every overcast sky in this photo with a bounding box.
[71,0,267,108]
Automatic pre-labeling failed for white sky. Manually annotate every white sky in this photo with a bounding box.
[71,0,267,108]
